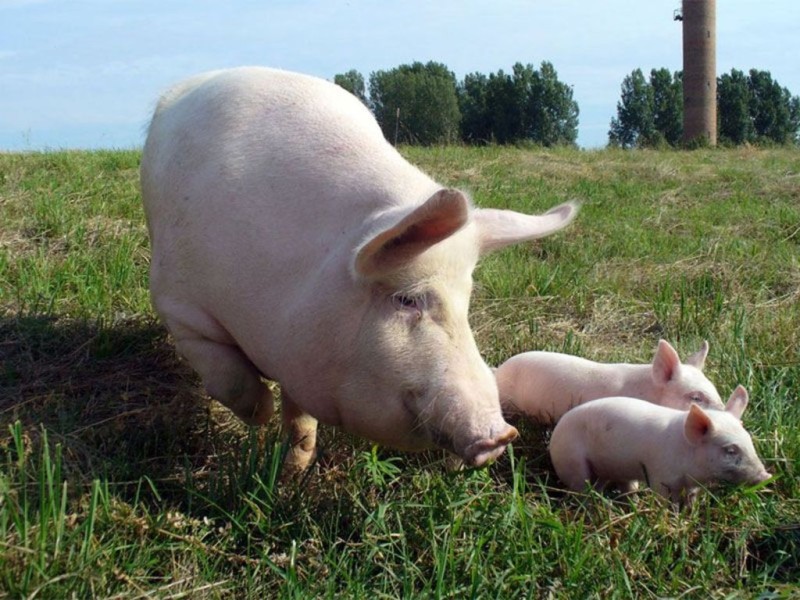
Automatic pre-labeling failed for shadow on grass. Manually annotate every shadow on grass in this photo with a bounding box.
[0,312,363,519]
[0,313,225,489]
[747,524,800,583]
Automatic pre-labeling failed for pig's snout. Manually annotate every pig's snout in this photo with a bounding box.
[462,424,519,468]
[753,469,771,484]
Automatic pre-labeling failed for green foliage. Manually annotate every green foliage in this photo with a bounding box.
[718,68,800,146]
[459,62,578,146]
[334,61,578,147]
[517,62,580,146]
[457,72,492,144]
[612,67,800,148]
[651,68,683,146]
[609,68,658,148]
[484,68,521,144]
[718,69,754,145]
[2,148,799,597]
[333,69,368,105]
[368,61,461,145]
[745,69,800,145]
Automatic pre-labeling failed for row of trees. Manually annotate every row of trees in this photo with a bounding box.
[609,68,800,148]
[335,61,579,146]
[334,61,799,148]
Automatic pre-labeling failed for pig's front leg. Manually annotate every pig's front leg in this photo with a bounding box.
[676,486,700,509]
[616,480,640,495]
[173,336,275,425]
[663,479,697,508]
[281,393,318,472]
[559,456,595,492]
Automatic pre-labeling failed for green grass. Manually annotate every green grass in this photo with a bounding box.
[1,146,799,598]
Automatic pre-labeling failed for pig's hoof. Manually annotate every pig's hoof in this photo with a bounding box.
[282,446,316,476]
[444,453,465,472]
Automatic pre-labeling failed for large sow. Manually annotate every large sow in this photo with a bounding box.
[140,67,577,470]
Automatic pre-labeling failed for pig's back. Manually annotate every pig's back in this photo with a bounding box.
[141,67,436,241]
[140,68,439,335]
[495,352,611,422]
[557,397,676,435]
[552,398,679,480]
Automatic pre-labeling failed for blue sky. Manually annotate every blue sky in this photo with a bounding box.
[1,0,798,150]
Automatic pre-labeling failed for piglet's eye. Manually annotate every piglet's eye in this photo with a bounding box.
[688,393,707,406]
[724,445,740,456]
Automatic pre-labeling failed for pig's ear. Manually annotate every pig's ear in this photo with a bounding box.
[651,339,681,386]
[354,188,469,278]
[473,200,578,255]
[685,340,709,370]
[725,385,749,419]
[684,404,713,445]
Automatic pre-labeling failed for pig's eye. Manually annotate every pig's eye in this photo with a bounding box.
[391,293,424,312]
[724,444,740,456]
[688,392,707,406]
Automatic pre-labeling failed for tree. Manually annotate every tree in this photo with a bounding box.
[521,61,579,146]
[334,69,367,104]
[650,68,683,146]
[747,69,799,144]
[460,62,578,146]
[484,69,522,144]
[717,68,800,145]
[611,66,799,148]
[608,69,655,148]
[457,72,492,144]
[718,69,753,145]
[368,62,461,145]
[609,68,682,148]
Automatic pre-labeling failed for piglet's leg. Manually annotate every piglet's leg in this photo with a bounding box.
[616,480,639,495]
[559,456,596,492]
[281,393,318,472]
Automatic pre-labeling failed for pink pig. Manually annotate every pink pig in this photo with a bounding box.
[495,340,724,425]
[140,67,578,471]
[549,385,770,505]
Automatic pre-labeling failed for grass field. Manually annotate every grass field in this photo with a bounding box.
[1,146,799,598]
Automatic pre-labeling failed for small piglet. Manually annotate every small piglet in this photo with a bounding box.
[549,385,770,505]
[495,340,724,424]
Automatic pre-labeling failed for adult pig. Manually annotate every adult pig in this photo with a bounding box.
[140,67,577,471]
[549,386,770,505]
[495,340,723,424]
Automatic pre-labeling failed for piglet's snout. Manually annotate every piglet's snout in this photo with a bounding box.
[753,469,771,484]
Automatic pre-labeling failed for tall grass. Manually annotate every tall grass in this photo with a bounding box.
[1,146,798,598]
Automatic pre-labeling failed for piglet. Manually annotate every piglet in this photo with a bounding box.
[495,340,723,425]
[548,385,770,505]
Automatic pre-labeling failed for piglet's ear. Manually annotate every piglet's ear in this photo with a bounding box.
[354,189,469,278]
[652,339,681,386]
[473,200,578,255]
[684,404,713,446]
[685,340,709,370]
[725,385,749,420]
